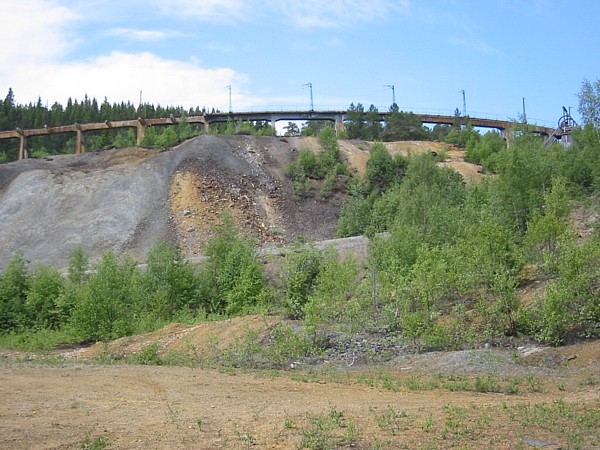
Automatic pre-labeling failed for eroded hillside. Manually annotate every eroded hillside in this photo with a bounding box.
[0,135,465,270]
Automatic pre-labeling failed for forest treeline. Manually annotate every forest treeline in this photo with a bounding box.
[2,86,481,162]
[0,88,213,161]
[0,80,598,361]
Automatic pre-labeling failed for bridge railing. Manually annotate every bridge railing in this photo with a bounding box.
[221,104,555,127]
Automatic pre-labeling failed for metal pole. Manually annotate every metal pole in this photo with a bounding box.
[225,85,232,113]
[303,83,313,111]
[460,90,466,117]
[384,85,396,105]
[522,97,527,123]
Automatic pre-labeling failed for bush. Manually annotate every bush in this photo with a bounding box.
[0,254,30,333]
[26,265,65,330]
[69,251,142,342]
[280,242,323,319]
[465,130,505,166]
[142,241,200,319]
[286,127,350,198]
[265,323,318,367]
[366,142,406,191]
[156,126,179,148]
[336,195,372,237]
[533,238,600,344]
[197,215,269,315]
[303,249,360,328]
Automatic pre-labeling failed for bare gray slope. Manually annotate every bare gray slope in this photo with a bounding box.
[0,148,172,271]
[0,135,346,271]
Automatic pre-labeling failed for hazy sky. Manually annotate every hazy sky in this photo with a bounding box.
[1,0,598,127]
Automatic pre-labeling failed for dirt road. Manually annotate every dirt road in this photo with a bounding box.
[1,341,598,449]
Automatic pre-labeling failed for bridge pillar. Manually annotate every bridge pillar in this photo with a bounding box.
[271,115,278,131]
[136,119,147,145]
[500,127,512,147]
[18,135,29,160]
[335,114,345,133]
[75,128,85,154]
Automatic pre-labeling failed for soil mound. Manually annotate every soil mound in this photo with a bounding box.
[0,136,470,271]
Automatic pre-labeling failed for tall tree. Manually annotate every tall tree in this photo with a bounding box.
[365,104,383,140]
[345,103,365,139]
[383,104,430,141]
[578,78,600,127]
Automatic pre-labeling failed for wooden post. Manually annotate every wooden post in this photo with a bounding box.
[18,134,29,160]
[136,118,146,145]
[75,126,85,154]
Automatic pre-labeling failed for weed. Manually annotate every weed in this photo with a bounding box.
[79,429,110,450]
[474,374,501,393]
[422,413,435,432]
[299,406,358,450]
[130,343,162,365]
[235,429,256,449]
[405,374,426,391]
[442,404,474,441]
[502,399,600,447]
[381,373,401,392]
[580,373,598,387]
[370,439,393,449]
[525,374,544,392]
[376,405,409,436]
[284,417,296,429]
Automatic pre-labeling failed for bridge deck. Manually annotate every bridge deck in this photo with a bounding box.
[0,111,554,160]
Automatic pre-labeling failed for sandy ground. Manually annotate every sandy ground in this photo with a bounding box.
[2,137,597,449]
[1,322,599,450]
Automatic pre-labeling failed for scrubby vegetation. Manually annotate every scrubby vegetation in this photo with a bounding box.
[286,126,351,198]
[1,80,599,362]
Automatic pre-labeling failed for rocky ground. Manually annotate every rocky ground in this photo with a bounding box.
[0,135,460,271]
[0,326,598,449]
[1,136,597,449]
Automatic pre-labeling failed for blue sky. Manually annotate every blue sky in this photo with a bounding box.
[1,0,598,128]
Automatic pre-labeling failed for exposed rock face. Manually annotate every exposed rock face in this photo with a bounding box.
[0,135,347,270]
[0,135,466,271]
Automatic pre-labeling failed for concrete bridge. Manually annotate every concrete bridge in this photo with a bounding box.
[0,110,554,160]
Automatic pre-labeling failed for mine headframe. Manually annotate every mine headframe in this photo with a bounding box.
[544,106,578,148]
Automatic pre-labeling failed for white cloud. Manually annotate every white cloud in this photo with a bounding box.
[0,0,78,65]
[106,28,172,42]
[270,0,410,28]
[147,0,410,28]
[149,0,249,22]
[0,0,252,109]
[11,52,249,110]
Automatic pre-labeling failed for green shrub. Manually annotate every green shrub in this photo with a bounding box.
[280,242,323,319]
[303,249,360,328]
[318,172,337,199]
[131,343,163,365]
[366,142,406,191]
[142,241,199,319]
[286,127,351,198]
[69,251,142,342]
[533,238,600,344]
[465,130,505,166]
[0,254,30,333]
[266,323,318,367]
[336,195,372,237]
[197,215,268,315]
[156,126,178,148]
[26,265,65,330]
